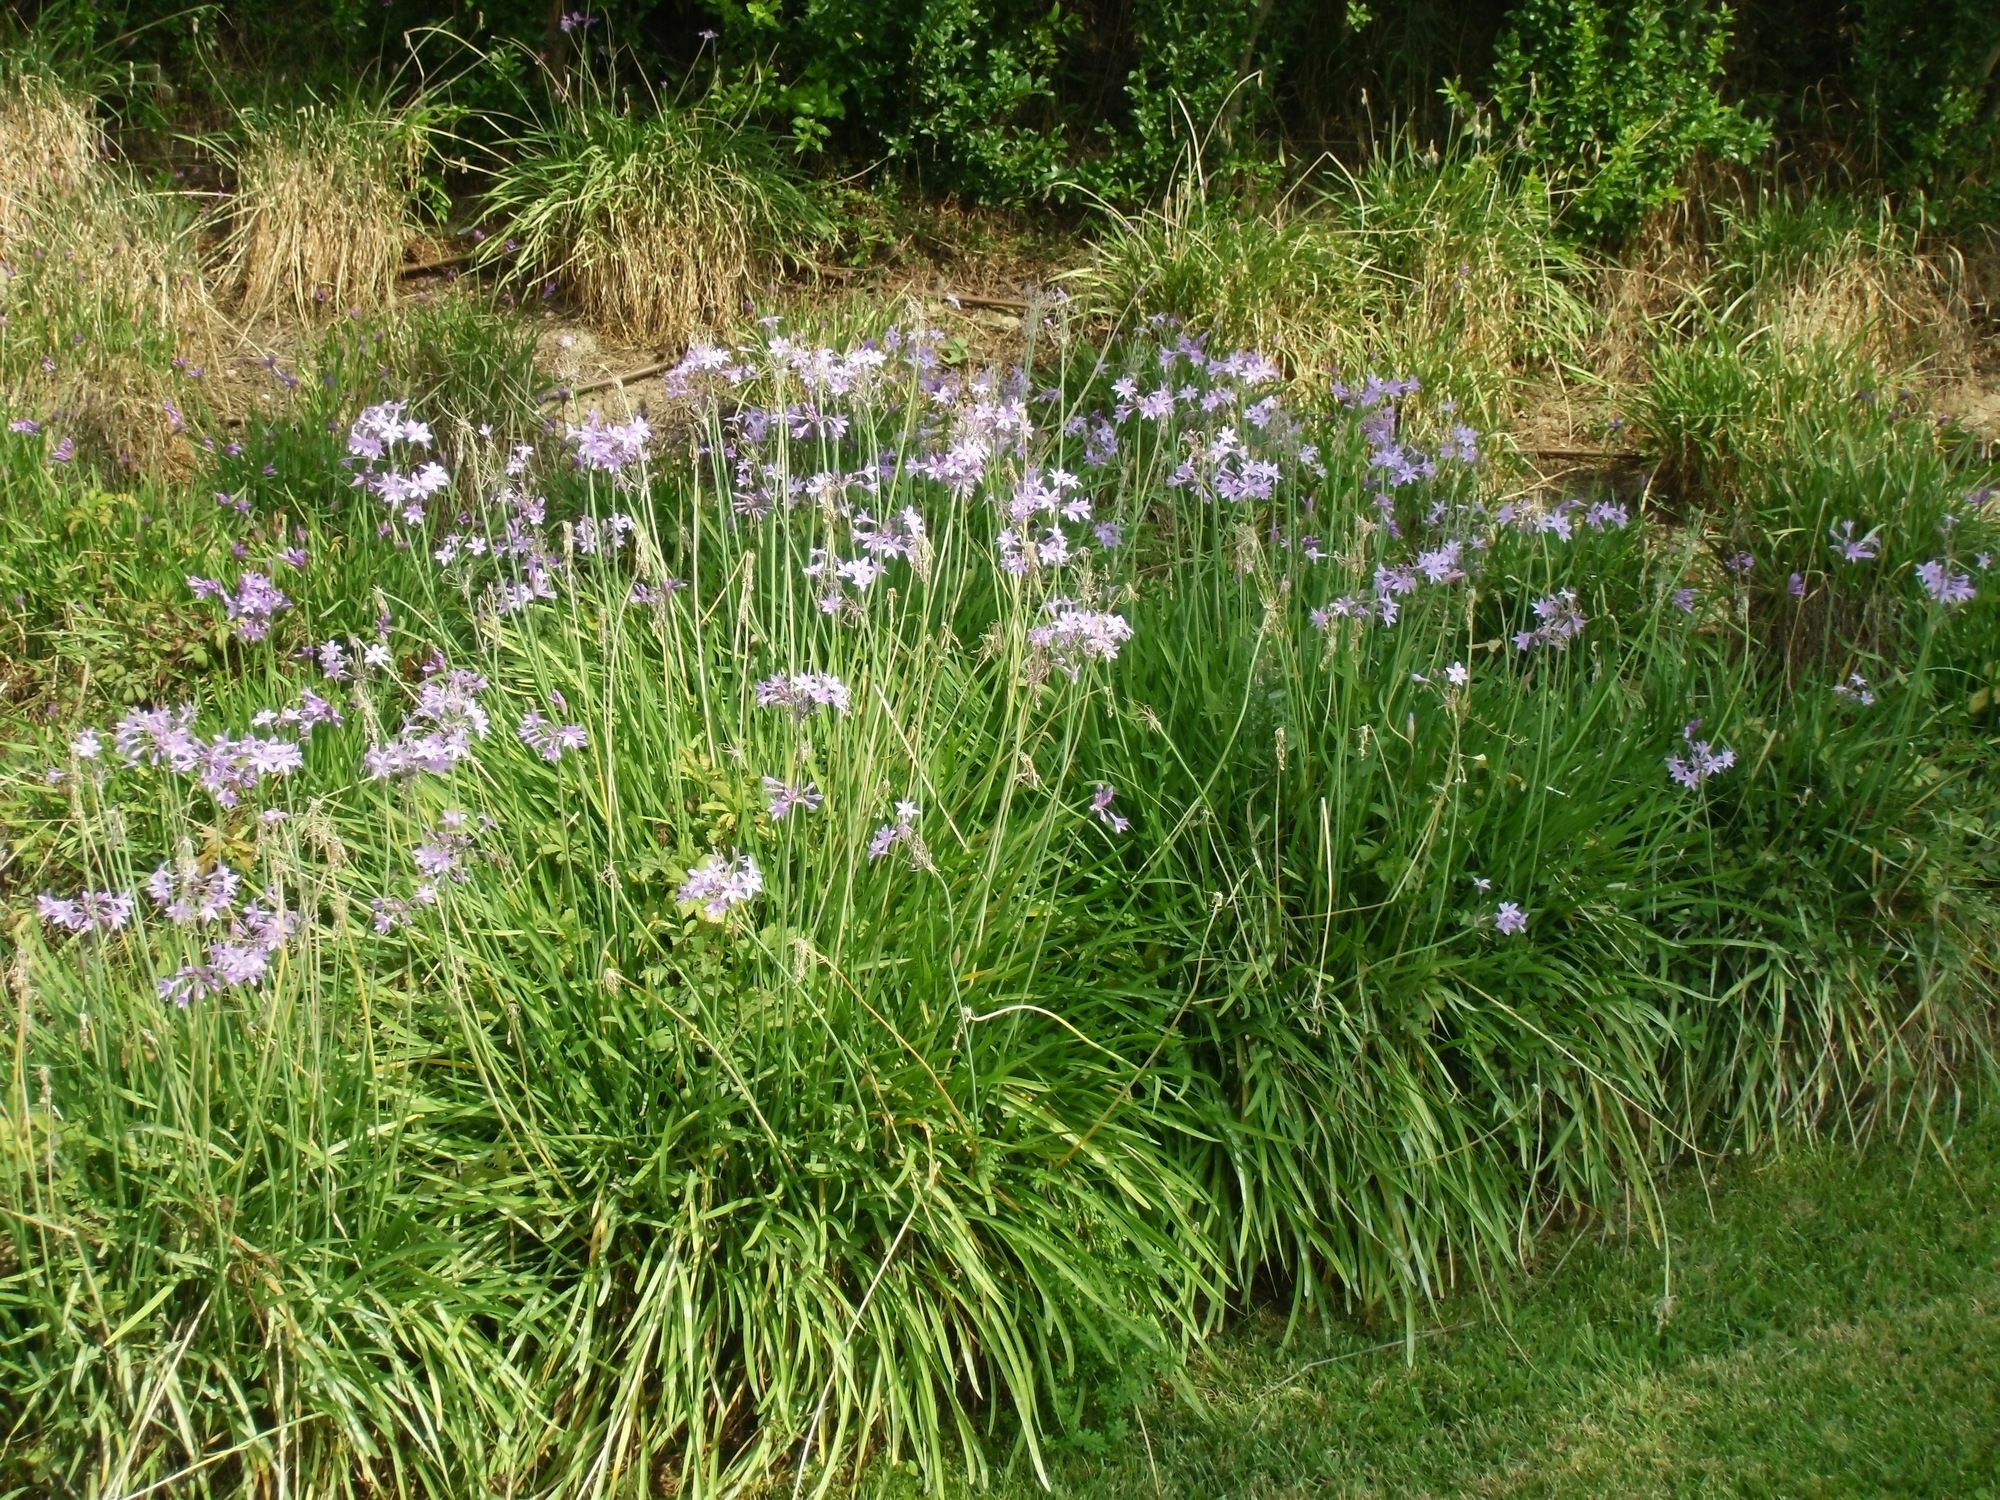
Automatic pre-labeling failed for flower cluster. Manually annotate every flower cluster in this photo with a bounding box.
[188,570,291,642]
[362,669,492,781]
[764,777,823,820]
[677,851,764,921]
[518,712,587,763]
[755,672,851,718]
[38,890,136,935]
[567,411,652,474]
[1666,721,1736,791]
[158,896,303,1005]
[1514,591,1587,654]
[145,861,242,924]
[1916,559,1975,606]
[349,401,450,524]
[1027,604,1134,678]
[868,800,925,863]
[109,704,309,808]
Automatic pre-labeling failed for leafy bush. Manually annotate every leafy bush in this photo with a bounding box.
[1850,0,2000,219]
[1483,0,1770,239]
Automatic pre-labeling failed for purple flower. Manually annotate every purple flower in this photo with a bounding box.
[189,571,291,642]
[1828,521,1881,563]
[145,862,241,924]
[630,578,687,606]
[756,672,851,719]
[1413,542,1465,585]
[763,777,823,820]
[677,851,763,921]
[1091,783,1130,833]
[38,889,135,935]
[869,800,923,862]
[1027,604,1134,678]
[1516,591,1585,652]
[48,437,74,465]
[1671,587,1697,614]
[1666,721,1736,791]
[567,410,651,473]
[1493,902,1528,935]
[518,712,587,762]
[1916,559,1975,606]
[157,894,301,1003]
[1833,673,1875,706]
[363,670,491,781]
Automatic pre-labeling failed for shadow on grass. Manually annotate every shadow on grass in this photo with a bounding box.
[864,1112,2000,1498]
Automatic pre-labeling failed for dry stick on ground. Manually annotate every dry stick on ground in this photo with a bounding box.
[398,248,480,277]
[541,360,676,402]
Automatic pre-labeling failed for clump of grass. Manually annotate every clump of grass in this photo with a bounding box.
[311,290,545,457]
[0,93,221,477]
[1709,197,1973,375]
[1068,144,1591,411]
[1596,188,1975,400]
[1325,146,1595,379]
[481,95,829,347]
[216,97,444,322]
[1069,174,1366,365]
[0,68,99,247]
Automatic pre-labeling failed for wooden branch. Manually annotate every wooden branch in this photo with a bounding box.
[398,249,480,277]
[540,358,674,403]
[1523,446,1645,464]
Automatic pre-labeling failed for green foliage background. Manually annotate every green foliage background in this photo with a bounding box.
[24,0,1998,221]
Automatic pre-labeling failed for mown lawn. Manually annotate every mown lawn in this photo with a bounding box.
[865,1110,2000,1498]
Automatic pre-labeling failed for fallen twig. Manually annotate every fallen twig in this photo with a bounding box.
[540,359,674,404]
[397,248,480,278]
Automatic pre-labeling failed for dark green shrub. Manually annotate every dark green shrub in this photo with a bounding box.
[1483,0,1769,239]
[1851,0,2000,220]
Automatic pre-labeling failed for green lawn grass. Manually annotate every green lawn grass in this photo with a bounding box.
[862,1111,2000,1499]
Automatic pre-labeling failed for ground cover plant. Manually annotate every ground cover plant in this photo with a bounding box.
[961,1104,2000,1498]
[3,276,1996,1492]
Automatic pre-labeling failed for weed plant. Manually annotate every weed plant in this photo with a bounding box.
[1,299,1996,1497]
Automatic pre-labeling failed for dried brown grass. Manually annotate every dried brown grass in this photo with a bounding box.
[0,74,228,477]
[6,186,227,476]
[1596,180,1977,392]
[0,72,99,248]
[220,103,430,322]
